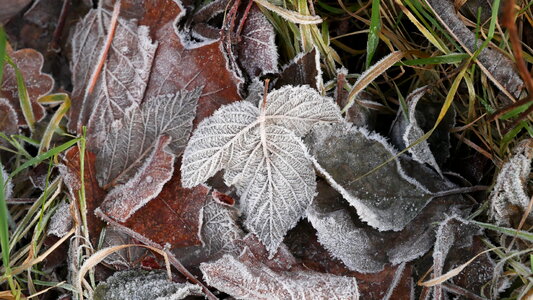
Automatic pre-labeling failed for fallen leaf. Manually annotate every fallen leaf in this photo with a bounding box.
[93,269,203,300]
[68,4,158,143]
[0,0,31,24]
[0,98,18,146]
[490,139,533,226]
[305,122,433,231]
[425,0,523,97]
[182,85,342,255]
[100,225,154,270]
[0,163,12,199]
[2,47,54,126]
[48,201,73,238]
[98,135,176,222]
[200,234,360,300]
[275,48,321,89]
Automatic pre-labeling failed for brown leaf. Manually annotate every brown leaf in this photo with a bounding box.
[0,0,31,24]
[2,47,54,126]
[275,48,320,89]
[118,166,210,249]
[98,135,176,222]
[0,98,18,146]
[60,146,107,244]
[200,234,361,299]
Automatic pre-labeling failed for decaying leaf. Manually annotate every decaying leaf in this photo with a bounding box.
[275,48,321,90]
[100,225,153,270]
[425,0,523,97]
[93,269,203,300]
[2,47,54,126]
[182,85,342,255]
[97,164,208,251]
[200,234,360,299]
[48,201,73,238]
[235,4,278,78]
[490,139,533,226]
[68,4,158,142]
[430,216,494,299]
[0,98,18,146]
[96,89,199,188]
[305,122,433,231]
[389,87,455,168]
[307,179,472,273]
[98,135,176,222]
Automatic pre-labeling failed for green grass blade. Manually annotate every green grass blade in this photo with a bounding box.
[398,53,469,66]
[366,0,381,67]
[0,162,10,270]
[0,27,7,84]
[473,221,533,243]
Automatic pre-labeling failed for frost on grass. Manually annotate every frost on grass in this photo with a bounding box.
[1,48,54,126]
[236,4,278,78]
[305,122,433,231]
[48,201,72,237]
[0,98,18,147]
[426,0,523,96]
[1,163,12,200]
[182,85,342,255]
[389,88,455,168]
[431,216,493,299]
[69,4,157,144]
[99,135,175,222]
[93,269,202,300]
[200,236,360,300]
[96,89,200,187]
[307,179,472,273]
[490,139,533,226]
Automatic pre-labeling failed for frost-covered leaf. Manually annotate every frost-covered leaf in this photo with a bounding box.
[117,169,211,249]
[0,98,18,147]
[235,4,278,78]
[425,0,523,96]
[99,135,176,222]
[2,48,54,126]
[48,201,72,238]
[68,5,157,143]
[305,123,433,231]
[100,225,153,270]
[389,88,455,168]
[1,163,12,200]
[200,238,360,300]
[431,216,494,299]
[93,269,203,300]
[490,139,533,226]
[275,48,321,90]
[96,89,199,188]
[307,179,471,273]
[182,85,342,254]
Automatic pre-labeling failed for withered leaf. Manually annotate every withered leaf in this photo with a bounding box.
[275,48,321,90]
[0,163,12,200]
[426,0,523,96]
[48,201,73,238]
[2,47,54,126]
[182,85,342,255]
[98,135,175,222]
[96,89,199,188]
[0,98,18,146]
[100,225,153,270]
[305,123,433,231]
[200,235,360,299]
[93,269,203,300]
[490,139,533,226]
[68,5,157,143]
[117,167,211,249]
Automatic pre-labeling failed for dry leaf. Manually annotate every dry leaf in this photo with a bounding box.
[68,5,157,143]
[48,201,73,238]
[2,47,54,126]
[0,98,18,146]
[200,235,360,300]
[425,0,523,97]
[0,163,12,200]
[182,85,342,255]
[275,48,321,90]
[490,139,533,226]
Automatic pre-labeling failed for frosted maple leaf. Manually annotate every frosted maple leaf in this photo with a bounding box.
[181,85,342,255]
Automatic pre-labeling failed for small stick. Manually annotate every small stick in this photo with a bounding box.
[49,0,71,53]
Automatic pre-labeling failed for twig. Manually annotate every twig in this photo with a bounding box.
[49,0,71,53]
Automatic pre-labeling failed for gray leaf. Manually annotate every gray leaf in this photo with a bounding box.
[0,98,18,148]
